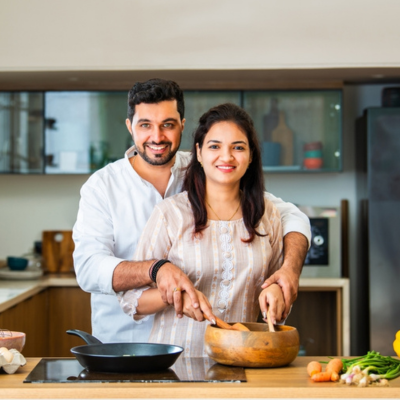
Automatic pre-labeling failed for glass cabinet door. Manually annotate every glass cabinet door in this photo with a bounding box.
[44,92,131,174]
[0,92,44,174]
[243,90,342,172]
[181,91,241,151]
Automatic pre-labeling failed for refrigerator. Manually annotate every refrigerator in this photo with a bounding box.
[356,107,400,355]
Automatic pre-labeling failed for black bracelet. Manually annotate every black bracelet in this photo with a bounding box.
[150,259,171,283]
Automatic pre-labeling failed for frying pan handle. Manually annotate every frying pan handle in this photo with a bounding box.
[66,329,103,345]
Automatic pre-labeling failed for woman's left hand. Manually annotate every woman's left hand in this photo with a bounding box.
[182,289,216,322]
[259,283,285,325]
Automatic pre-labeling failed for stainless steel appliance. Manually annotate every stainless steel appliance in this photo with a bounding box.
[356,107,400,355]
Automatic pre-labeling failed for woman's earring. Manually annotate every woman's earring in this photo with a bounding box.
[199,161,203,168]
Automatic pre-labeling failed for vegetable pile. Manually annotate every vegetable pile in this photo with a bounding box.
[307,358,342,382]
[307,351,400,387]
[339,351,400,387]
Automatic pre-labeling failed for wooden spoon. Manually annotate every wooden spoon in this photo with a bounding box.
[266,308,275,332]
[206,315,250,331]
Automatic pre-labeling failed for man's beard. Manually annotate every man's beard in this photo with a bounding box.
[135,140,180,166]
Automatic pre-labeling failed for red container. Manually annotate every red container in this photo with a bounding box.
[303,157,323,169]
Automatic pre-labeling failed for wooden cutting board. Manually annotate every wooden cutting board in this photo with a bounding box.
[42,231,74,273]
[271,111,293,166]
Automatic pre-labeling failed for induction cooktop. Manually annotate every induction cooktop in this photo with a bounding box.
[24,357,246,383]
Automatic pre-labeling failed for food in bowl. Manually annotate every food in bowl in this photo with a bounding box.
[204,322,299,368]
[0,331,26,352]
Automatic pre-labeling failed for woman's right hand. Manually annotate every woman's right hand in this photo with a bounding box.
[182,289,216,323]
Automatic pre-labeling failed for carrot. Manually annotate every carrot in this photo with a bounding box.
[326,358,343,375]
[307,361,322,377]
[331,371,340,382]
[312,371,332,382]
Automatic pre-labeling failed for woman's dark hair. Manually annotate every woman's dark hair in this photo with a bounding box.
[183,103,266,243]
[127,78,185,122]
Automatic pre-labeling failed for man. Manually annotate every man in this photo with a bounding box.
[73,78,310,343]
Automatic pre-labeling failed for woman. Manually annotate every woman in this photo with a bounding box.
[118,103,285,357]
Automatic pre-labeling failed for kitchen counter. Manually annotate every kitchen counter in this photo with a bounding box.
[0,275,350,355]
[0,274,78,313]
[1,356,399,399]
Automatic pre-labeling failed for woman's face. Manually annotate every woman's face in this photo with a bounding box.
[196,121,251,188]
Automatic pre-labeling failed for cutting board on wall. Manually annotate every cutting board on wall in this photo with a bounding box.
[271,111,294,166]
[42,231,74,273]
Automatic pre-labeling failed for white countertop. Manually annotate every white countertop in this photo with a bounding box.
[0,274,78,313]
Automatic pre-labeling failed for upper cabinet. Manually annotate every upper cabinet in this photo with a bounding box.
[0,89,342,174]
[44,92,130,174]
[0,92,44,174]
[243,90,342,172]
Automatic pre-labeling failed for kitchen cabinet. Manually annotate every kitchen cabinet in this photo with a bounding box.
[0,89,342,174]
[0,290,48,356]
[0,286,91,357]
[44,91,130,174]
[243,90,342,172]
[0,92,44,174]
[47,287,91,357]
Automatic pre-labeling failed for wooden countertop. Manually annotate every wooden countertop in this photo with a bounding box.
[1,357,399,399]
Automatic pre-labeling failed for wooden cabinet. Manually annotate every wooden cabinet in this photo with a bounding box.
[47,287,91,357]
[0,290,48,356]
[0,287,91,357]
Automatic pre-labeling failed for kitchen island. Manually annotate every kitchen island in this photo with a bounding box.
[1,356,399,399]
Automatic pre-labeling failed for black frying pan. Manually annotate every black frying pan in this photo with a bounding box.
[67,329,183,373]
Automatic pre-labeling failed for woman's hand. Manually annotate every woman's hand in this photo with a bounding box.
[182,289,216,323]
[259,283,285,325]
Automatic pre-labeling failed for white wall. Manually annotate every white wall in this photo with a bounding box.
[0,174,88,257]
[1,0,400,71]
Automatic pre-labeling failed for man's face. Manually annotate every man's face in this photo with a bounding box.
[126,100,185,166]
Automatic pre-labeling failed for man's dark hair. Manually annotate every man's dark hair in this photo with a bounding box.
[127,78,185,122]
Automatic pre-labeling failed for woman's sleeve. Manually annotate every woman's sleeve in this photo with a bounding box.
[117,286,151,323]
[117,205,173,320]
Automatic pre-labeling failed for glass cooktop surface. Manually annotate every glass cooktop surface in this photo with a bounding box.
[24,357,246,383]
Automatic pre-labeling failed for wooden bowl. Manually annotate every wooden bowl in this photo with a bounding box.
[0,331,26,352]
[204,322,299,368]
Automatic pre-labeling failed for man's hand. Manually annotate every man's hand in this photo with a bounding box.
[156,262,214,321]
[262,232,308,318]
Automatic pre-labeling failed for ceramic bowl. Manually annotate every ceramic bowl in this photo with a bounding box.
[7,257,29,271]
[204,322,299,368]
[0,331,26,352]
